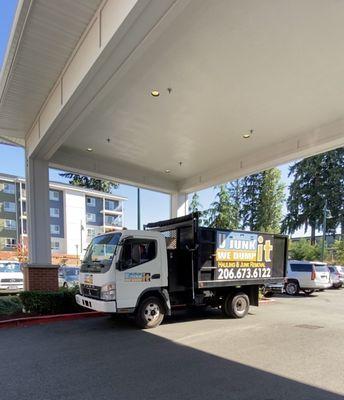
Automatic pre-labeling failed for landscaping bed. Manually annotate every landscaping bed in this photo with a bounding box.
[0,287,85,322]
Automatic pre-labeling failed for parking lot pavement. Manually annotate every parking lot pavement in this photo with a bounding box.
[1,290,343,400]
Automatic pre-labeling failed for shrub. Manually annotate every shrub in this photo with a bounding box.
[19,287,82,315]
[0,296,22,316]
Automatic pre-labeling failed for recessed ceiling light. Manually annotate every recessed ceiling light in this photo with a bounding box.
[151,90,160,97]
[86,148,93,152]
[242,129,254,139]
[165,169,171,173]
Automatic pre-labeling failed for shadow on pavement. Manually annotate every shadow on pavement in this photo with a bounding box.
[0,317,341,400]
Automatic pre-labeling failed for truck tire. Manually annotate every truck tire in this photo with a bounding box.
[135,296,165,329]
[223,292,249,319]
[285,281,299,296]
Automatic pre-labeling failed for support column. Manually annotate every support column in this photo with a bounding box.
[24,156,59,291]
[170,192,189,218]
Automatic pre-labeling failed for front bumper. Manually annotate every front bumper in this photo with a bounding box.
[0,283,24,290]
[76,294,117,313]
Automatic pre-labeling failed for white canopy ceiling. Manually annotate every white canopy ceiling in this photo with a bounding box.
[1,0,344,193]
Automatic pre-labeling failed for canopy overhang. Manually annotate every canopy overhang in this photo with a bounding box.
[1,0,344,194]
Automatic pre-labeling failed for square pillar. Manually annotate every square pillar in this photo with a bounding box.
[171,192,189,218]
[26,156,59,291]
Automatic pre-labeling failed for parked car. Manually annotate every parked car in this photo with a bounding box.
[328,266,343,289]
[0,261,23,290]
[285,260,331,296]
[58,266,80,288]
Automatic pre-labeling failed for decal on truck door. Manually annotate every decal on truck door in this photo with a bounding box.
[124,272,151,282]
[215,231,274,280]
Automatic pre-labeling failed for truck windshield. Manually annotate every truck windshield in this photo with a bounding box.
[81,233,121,273]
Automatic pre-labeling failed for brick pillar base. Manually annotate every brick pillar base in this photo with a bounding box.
[23,264,60,292]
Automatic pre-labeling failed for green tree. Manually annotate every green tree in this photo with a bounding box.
[333,240,344,264]
[242,168,284,233]
[189,193,202,213]
[288,239,322,261]
[282,149,344,244]
[206,184,240,229]
[228,179,243,229]
[59,173,118,193]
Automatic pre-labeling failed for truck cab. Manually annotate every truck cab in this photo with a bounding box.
[76,230,169,326]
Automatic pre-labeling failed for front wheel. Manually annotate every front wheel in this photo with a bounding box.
[285,281,299,296]
[223,292,249,319]
[135,296,165,329]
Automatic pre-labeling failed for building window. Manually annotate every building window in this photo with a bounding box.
[4,202,16,212]
[86,213,96,222]
[4,219,16,230]
[105,215,122,227]
[3,183,15,194]
[22,200,27,215]
[87,197,96,207]
[5,238,16,248]
[50,207,60,218]
[51,240,60,250]
[50,224,60,235]
[105,199,121,211]
[49,190,59,201]
[87,228,95,238]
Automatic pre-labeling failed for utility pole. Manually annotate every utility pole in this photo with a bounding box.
[137,187,141,230]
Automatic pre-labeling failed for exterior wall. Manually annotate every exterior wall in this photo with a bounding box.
[85,195,103,226]
[49,189,64,238]
[0,174,126,261]
[64,190,86,257]
[0,178,19,251]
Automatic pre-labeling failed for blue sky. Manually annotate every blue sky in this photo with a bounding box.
[0,0,293,230]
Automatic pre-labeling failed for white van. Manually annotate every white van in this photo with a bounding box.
[285,260,331,295]
[0,261,23,290]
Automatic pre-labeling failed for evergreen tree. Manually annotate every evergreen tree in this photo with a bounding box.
[241,168,284,233]
[206,185,240,229]
[282,149,344,244]
[256,169,285,233]
[288,239,322,261]
[333,240,344,264]
[59,172,118,193]
[228,179,243,229]
[189,193,202,213]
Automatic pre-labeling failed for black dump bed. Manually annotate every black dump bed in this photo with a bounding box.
[145,213,287,291]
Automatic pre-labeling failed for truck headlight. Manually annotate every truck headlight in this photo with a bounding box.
[100,283,116,301]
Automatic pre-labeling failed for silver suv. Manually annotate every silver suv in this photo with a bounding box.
[285,260,331,296]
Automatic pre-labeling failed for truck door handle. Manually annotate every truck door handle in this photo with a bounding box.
[151,274,160,279]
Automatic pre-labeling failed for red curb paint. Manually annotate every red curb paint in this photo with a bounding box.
[0,311,107,329]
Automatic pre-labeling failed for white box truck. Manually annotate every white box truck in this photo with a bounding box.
[76,213,287,328]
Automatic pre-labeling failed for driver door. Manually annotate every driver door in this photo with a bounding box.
[115,236,162,309]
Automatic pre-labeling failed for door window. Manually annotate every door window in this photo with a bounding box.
[120,239,156,270]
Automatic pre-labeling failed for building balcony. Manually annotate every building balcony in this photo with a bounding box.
[101,209,123,216]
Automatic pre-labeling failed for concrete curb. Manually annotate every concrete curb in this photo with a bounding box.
[0,311,106,329]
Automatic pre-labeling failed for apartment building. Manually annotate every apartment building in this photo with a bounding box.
[0,174,126,259]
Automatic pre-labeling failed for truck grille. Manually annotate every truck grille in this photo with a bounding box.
[1,278,23,283]
[80,284,101,299]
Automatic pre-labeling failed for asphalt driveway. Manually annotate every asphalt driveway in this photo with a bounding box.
[1,290,343,400]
